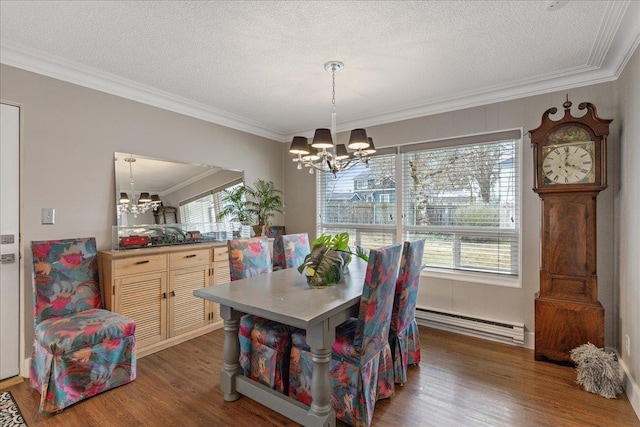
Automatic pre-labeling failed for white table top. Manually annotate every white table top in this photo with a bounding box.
[194,258,368,330]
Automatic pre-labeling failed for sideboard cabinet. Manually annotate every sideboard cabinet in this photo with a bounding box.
[98,243,230,357]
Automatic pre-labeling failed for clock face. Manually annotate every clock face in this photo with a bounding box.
[542,142,595,185]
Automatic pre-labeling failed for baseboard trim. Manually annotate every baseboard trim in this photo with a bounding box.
[619,357,640,421]
[0,376,24,390]
[22,358,30,379]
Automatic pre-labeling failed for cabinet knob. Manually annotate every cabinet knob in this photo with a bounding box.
[170,290,176,297]
[185,254,197,258]
[162,292,167,299]
[135,260,150,265]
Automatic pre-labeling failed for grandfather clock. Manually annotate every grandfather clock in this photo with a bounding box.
[529,98,612,363]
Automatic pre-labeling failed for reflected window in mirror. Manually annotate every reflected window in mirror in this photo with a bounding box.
[180,181,244,226]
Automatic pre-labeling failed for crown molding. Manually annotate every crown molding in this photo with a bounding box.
[611,1,640,78]
[588,1,630,68]
[0,41,284,142]
[291,0,640,142]
[289,64,616,141]
[3,0,638,147]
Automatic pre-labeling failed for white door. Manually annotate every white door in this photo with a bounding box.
[0,103,20,380]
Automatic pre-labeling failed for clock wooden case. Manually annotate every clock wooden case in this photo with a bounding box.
[529,99,612,363]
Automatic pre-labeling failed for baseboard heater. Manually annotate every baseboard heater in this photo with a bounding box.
[415,307,525,345]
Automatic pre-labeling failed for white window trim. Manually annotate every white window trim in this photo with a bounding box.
[421,266,522,288]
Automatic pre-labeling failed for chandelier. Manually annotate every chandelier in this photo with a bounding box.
[289,61,376,176]
[118,155,161,217]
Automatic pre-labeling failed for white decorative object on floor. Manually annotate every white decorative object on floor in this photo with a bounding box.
[570,342,622,399]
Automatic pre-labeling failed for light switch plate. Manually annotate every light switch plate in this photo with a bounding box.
[41,208,55,224]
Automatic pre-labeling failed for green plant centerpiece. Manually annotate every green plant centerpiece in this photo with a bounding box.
[245,179,285,236]
[298,232,369,288]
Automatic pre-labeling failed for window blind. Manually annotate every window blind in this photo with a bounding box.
[179,179,244,226]
[402,132,521,275]
[314,129,522,279]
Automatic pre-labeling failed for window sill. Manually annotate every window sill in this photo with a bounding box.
[420,267,521,288]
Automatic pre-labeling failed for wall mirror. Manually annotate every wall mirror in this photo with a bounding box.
[114,152,244,229]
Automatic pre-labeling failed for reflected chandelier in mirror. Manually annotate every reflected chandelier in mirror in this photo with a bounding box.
[118,155,162,217]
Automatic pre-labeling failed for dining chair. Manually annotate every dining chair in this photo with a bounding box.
[228,236,292,394]
[288,244,402,427]
[267,225,286,270]
[30,237,136,413]
[281,233,310,269]
[388,239,425,385]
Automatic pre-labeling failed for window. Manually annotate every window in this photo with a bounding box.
[316,129,521,285]
[179,181,243,232]
[401,131,521,278]
[317,154,397,251]
[180,193,215,225]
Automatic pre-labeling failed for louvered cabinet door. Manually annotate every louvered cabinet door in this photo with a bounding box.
[115,271,168,349]
[213,260,230,284]
[211,246,231,322]
[168,265,210,337]
[212,260,231,322]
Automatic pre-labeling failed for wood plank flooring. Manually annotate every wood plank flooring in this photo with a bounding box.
[6,327,640,426]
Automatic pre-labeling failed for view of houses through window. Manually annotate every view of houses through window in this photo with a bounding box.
[317,131,521,282]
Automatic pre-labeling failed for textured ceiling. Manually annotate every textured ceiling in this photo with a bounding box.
[1,1,639,142]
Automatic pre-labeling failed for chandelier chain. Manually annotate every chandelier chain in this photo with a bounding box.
[332,67,336,106]
[119,155,160,217]
[289,60,372,177]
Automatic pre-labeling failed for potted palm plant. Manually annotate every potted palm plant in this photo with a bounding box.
[216,185,252,238]
[245,179,285,236]
[216,185,252,224]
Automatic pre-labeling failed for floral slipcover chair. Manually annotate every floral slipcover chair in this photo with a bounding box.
[389,239,425,385]
[288,244,402,427]
[281,233,310,269]
[30,238,136,413]
[267,225,286,270]
[228,237,292,394]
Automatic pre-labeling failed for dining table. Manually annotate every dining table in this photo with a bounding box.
[193,257,368,427]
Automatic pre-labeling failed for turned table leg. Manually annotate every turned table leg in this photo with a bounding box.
[219,305,242,402]
[306,319,336,427]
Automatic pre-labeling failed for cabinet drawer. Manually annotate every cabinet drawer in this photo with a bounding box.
[212,245,229,262]
[114,254,167,277]
[169,249,209,269]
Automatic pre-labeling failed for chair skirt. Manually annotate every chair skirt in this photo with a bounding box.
[30,308,136,412]
[389,318,421,385]
[239,315,292,394]
[289,324,395,427]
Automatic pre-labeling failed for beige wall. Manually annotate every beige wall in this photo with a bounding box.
[284,82,619,349]
[615,45,640,412]
[0,64,283,356]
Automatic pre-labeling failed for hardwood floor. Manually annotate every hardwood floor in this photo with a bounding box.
[6,326,639,427]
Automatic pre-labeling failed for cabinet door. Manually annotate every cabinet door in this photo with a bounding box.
[213,260,231,285]
[211,260,231,322]
[169,265,209,337]
[115,271,167,349]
